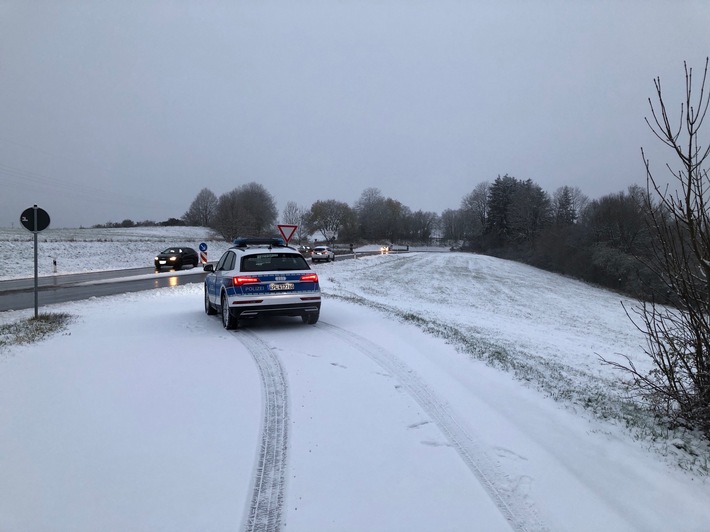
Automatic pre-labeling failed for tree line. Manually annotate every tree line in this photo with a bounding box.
[445,177,661,303]
[92,217,186,228]
[182,184,440,247]
[181,177,663,301]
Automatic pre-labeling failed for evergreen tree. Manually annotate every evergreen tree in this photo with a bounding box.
[485,174,519,246]
[553,186,577,226]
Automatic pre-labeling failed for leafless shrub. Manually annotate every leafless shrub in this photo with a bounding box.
[603,59,710,437]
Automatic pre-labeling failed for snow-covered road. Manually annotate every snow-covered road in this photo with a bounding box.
[2,235,710,530]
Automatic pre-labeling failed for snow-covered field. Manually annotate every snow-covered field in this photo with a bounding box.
[1,227,710,531]
[0,226,231,279]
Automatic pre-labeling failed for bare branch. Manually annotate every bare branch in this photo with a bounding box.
[619,60,710,436]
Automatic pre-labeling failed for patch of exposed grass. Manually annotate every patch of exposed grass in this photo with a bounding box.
[0,312,73,349]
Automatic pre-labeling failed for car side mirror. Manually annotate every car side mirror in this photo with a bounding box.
[203,263,214,272]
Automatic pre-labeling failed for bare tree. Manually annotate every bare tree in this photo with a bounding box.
[282,201,307,243]
[213,182,277,241]
[569,186,590,220]
[604,59,710,436]
[382,198,409,243]
[408,210,439,243]
[580,186,648,253]
[305,199,353,242]
[460,181,489,243]
[183,188,218,227]
[508,179,552,244]
[440,208,465,242]
[355,187,388,240]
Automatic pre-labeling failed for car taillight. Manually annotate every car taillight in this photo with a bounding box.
[233,276,260,286]
[300,273,318,282]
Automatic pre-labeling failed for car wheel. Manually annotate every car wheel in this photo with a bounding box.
[193,258,199,267]
[175,262,182,271]
[155,265,161,271]
[205,287,217,315]
[221,293,238,329]
[302,311,319,325]
[332,255,335,262]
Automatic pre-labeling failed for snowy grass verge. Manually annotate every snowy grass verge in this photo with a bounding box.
[0,312,73,350]
[324,290,710,475]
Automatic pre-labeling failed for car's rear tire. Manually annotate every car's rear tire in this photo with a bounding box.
[302,311,319,325]
[205,287,217,315]
[221,293,238,329]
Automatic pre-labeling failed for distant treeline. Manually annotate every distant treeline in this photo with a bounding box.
[92,217,186,229]
[93,176,667,302]
[174,179,666,303]
[450,176,664,304]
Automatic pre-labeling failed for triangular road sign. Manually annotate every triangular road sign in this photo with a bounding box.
[278,224,298,244]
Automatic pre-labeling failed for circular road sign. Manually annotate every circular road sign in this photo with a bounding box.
[199,242,208,252]
[20,206,51,232]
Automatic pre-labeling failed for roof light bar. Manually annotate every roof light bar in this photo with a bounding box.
[232,237,286,248]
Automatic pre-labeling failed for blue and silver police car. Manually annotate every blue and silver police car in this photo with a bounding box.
[203,237,321,329]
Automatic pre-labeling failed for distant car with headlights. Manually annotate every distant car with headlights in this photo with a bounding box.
[311,245,335,263]
[154,246,199,270]
[204,237,321,329]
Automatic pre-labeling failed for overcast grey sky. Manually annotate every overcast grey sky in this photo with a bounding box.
[1,0,709,228]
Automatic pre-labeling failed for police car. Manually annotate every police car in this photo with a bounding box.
[203,237,321,329]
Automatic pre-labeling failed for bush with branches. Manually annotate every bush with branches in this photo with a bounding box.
[603,59,710,436]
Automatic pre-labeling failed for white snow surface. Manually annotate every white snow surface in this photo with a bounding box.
[0,226,233,279]
[1,227,710,531]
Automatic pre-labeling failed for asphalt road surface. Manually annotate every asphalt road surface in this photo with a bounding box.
[0,252,372,313]
[0,267,207,312]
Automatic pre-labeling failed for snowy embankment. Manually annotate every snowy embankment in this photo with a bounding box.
[1,227,710,531]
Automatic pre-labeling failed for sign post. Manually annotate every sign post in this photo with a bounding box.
[20,205,51,318]
[278,224,298,245]
[199,242,208,264]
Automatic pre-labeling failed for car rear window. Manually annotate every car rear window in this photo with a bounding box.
[241,253,310,272]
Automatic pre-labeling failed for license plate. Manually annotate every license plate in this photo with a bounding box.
[159,260,166,264]
[269,282,294,291]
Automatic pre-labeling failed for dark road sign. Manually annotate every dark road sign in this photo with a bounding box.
[20,205,51,316]
[20,205,51,232]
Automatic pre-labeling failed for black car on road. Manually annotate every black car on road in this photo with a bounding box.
[154,247,199,270]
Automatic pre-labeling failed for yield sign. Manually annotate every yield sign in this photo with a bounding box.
[278,224,298,244]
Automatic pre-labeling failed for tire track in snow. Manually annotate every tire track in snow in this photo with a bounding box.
[234,330,289,532]
[318,321,546,532]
